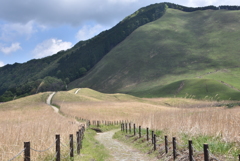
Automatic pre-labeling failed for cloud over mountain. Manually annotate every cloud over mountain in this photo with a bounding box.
[33,39,72,58]
[1,0,238,27]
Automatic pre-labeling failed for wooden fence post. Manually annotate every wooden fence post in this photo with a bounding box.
[125,123,128,133]
[134,124,136,136]
[78,127,83,149]
[152,131,154,144]
[70,134,74,158]
[204,143,209,161]
[129,123,131,133]
[76,131,80,154]
[147,128,149,141]
[56,134,60,161]
[154,134,156,151]
[139,126,141,138]
[173,137,176,160]
[189,140,193,161]
[123,123,125,131]
[24,142,30,161]
[165,136,168,153]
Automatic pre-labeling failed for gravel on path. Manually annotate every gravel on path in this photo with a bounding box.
[46,92,59,113]
[95,129,158,161]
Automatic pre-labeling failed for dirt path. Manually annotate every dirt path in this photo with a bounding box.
[95,129,157,161]
[46,92,59,113]
[75,88,81,94]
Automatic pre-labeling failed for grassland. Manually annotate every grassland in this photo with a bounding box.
[1,88,239,160]
[0,93,80,161]
[140,78,240,100]
[70,8,240,100]
[53,89,240,142]
[53,88,240,159]
[52,88,177,122]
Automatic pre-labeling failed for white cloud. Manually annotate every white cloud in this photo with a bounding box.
[76,24,109,41]
[33,38,72,58]
[0,61,4,67]
[108,0,138,3]
[0,0,239,28]
[0,0,159,26]
[0,21,37,42]
[186,0,220,7]
[0,42,21,54]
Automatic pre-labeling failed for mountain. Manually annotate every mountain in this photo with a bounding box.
[69,6,240,100]
[1,3,240,101]
[0,2,170,101]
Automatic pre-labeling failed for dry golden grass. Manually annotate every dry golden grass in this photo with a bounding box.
[53,89,172,121]
[54,88,240,143]
[0,93,80,161]
[136,106,240,142]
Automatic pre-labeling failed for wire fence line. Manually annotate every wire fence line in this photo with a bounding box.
[6,123,86,161]
[7,148,25,161]
[207,149,221,161]
[48,152,57,161]
[120,122,238,161]
[60,141,69,148]
[30,139,57,153]
[192,144,202,153]
[60,148,72,159]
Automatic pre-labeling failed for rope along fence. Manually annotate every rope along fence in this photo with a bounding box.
[7,124,85,161]
[7,118,124,161]
[120,122,240,161]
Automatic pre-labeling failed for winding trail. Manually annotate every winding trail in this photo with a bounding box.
[46,91,155,160]
[75,88,81,94]
[95,129,157,161]
[46,92,59,113]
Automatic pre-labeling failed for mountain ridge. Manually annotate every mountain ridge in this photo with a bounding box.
[1,3,240,101]
[69,8,240,100]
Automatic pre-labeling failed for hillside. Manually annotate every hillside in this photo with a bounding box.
[0,3,168,101]
[1,3,240,101]
[70,8,240,100]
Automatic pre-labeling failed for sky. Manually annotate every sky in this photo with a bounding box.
[0,0,240,67]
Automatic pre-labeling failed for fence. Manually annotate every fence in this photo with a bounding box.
[9,119,239,161]
[8,124,85,161]
[120,122,240,161]
[81,118,130,127]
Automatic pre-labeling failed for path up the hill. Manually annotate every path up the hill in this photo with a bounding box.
[46,92,59,113]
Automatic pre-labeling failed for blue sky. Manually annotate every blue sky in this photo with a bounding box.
[0,0,239,67]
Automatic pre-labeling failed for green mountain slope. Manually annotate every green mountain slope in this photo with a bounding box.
[0,3,168,101]
[1,3,240,101]
[69,8,240,100]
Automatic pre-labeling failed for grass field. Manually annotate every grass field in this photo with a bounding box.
[0,93,80,161]
[139,78,240,100]
[53,88,240,159]
[53,89,240,143]
[1,88,239,160]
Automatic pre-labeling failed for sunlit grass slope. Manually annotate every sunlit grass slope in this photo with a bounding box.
[70,8,240,100]
[140,79,240,100]
[0,93,79,161]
